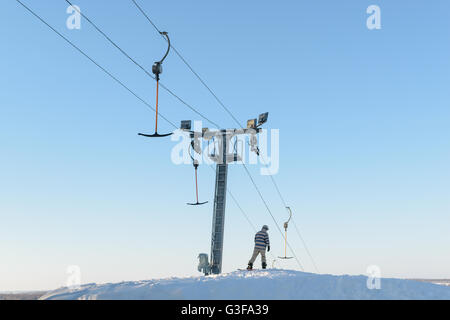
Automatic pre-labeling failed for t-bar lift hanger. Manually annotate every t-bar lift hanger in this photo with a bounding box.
[138,31,173,138]
[187,136,208,206]
[279,206,293,259]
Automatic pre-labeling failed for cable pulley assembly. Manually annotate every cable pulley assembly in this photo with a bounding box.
[139,31,173,138]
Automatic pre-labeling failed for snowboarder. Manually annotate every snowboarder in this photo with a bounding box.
[247,225,270,270]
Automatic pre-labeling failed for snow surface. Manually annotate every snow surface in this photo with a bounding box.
[433,282,450,287]
[40,269,450,300]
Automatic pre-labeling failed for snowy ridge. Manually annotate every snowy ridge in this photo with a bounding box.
[40,269,450,300]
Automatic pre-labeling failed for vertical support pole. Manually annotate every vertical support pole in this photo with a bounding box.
[285,229,287,258]
[155,80,159,133]
[210,131,228,274]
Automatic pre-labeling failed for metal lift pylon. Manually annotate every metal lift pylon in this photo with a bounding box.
[209,130,236,274]
[181,112,269,276]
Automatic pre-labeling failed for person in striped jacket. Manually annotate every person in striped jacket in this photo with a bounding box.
[247,225,270,270]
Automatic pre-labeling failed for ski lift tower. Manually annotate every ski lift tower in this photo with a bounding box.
[182,112,269,275]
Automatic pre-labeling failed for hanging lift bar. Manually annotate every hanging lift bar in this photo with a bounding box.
[187,137,208,206]
[187,160,208,206]
[139,31,173,138]
[279,206,293,259]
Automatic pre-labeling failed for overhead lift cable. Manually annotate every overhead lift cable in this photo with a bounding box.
[15,0,177,130]
[130,0,242,127]
[130,0,306,272]
[64,0,221,129]
[19,0,309,272]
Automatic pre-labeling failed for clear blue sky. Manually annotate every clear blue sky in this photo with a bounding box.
[1,0,449,291]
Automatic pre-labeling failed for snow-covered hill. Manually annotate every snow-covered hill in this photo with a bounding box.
[40,269,450,300]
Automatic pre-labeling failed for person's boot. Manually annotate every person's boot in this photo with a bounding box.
[262,262,267,269]
[247,262,253,270]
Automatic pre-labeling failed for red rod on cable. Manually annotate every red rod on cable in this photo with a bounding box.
[138,31,172,138]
